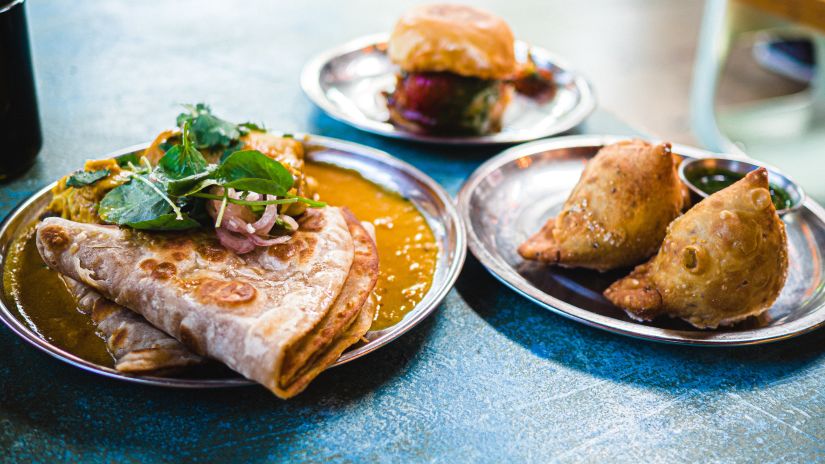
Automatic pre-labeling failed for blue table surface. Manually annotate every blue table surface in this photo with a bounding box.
[1,1,823,462]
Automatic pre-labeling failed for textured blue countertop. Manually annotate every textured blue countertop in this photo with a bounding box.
[1,1,823,462]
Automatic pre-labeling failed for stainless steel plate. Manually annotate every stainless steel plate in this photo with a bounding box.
[457,134,825,345]
[301,34,596,145]
[0,135,466,387]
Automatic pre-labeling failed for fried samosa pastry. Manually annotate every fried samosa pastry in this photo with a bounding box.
[518,140,687,271]
[36,207,378,398]
[604,168,788,328]
[61,276,206,374]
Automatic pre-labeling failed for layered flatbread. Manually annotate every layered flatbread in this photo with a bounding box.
[60,276,206,374]
[36,206,379,398]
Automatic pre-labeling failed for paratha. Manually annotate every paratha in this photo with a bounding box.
[36,206,379,398]
[60,276,206,374]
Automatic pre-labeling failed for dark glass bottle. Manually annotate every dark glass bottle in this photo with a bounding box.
[0,0,41,182]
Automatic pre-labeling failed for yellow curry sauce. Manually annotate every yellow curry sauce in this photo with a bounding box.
[2,162,437,367]
[306,162,437,330]
[3,227,114,365]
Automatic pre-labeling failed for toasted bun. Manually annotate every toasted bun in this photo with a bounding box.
[388,4,516,80]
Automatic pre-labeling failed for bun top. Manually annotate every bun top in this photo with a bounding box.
[388,4,517,80]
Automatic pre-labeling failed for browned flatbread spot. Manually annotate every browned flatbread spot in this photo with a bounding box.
[299,209,326,231]
[196,240,227,262]
[268,235,318,264]
[90,299,119,323]
[139,259,157,272]
[196,279,256,306]
[39,225,70,251]
[109,326,129,349]
[152,262,177,280]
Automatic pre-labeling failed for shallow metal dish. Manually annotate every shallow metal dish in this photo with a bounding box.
[301,34,596,145]
[0,135,466,387]
[457,134,825,346]
[679,156,806,216]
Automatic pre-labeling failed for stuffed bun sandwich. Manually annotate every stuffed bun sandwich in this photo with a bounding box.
[386,4,517,135]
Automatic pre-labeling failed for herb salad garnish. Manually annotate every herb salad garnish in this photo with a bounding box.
[98,121,324,231]
[174,103,266,160]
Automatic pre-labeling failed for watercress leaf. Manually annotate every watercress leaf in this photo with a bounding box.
[215,150,294,194]
[191,113,240,149]
[169,175,219,197]
[158,144,208,180]
[220,139,245,162]
[177,104,242,150]
[98,178,173,225]
[175,103,210,127]
[239,121,266,133]
[115,152,141,168]
[65,169,110,188]
[126,213,201,230]
[222,178,289,196]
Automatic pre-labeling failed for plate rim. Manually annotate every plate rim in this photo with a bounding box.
[0,134,466,387]
[300,33,597,145]
[457,134,825,346]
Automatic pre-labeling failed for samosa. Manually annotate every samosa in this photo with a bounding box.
[604,168,788,328]
[519,139,687,271]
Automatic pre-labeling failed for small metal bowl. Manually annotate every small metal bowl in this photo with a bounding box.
[678,156,806,216]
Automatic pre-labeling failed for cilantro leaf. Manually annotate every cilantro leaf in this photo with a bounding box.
[66,169,110,188]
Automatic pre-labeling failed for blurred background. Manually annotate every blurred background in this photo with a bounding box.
[9,0,824,197]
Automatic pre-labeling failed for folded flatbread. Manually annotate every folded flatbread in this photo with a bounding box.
[36,206,378,398]
[60,276,206,374]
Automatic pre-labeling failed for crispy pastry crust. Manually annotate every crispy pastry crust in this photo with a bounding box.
[605,168,789,328]
[518,140,687,272]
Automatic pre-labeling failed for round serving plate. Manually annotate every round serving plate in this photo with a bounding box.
[0,135,466,387]
[457,134,825,346]
[301,34,596,145]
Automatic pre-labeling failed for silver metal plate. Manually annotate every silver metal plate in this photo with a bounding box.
[457,134,825,346]
[301,34,596,145]
[0,135,466,387]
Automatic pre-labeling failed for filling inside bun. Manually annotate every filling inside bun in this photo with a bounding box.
[387,72,512,135]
